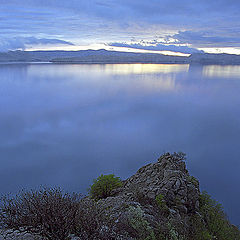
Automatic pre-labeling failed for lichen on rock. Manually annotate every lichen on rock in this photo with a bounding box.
[1,152,239,240]
[95,152,201,239]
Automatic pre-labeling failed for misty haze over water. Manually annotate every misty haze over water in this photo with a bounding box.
[0,63,240,224]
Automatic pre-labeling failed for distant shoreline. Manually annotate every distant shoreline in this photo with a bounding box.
[1,61,240,66]
[0,49,240,65]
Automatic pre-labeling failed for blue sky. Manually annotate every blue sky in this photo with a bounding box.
[0,0,240,54]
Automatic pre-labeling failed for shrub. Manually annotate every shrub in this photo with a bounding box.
[89,174,122,200]
[74,198,116,239]
[127,206,156,240]
[0,187,81,240]
[189,214,214,240]
[158,152,186,162]
[172,152,186,162]
[187,176,199,188]
[198,191,240,240]
[167,221,185,240]
[156,194,169,214]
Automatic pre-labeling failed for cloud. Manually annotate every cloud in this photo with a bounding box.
[0,1,240,50]
[172,31,240,47]
[0,37,74,52]
[108,42,203,54]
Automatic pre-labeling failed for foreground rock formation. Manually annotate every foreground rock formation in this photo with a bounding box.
[96,152,200,239]
[83,152,239,239]
[1,152,239,239]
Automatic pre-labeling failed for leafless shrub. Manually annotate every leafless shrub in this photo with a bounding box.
[74,198,117,239]
[0,187,81,240]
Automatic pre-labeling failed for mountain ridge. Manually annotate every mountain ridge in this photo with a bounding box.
[1,50,240,64]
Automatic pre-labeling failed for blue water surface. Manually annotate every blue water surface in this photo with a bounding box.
[0,63,240,224]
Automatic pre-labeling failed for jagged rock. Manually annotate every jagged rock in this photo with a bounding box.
[121,152,199,212]
[2,152,237,239]
[0,153,189,240]
[0,230,42,240]
[96,152,200,238]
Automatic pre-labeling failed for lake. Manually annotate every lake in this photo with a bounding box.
[0,63,240,224]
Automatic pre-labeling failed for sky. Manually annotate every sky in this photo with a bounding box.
[0,0,240,55]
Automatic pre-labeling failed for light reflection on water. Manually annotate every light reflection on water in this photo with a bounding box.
[27,63,189,76]
[203,65,240,78]
[0,63,240,224]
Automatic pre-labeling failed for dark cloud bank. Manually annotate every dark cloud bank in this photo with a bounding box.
[0,0,240,52]
[173,31,240,47]
[108,42,204,54]
[0,37,74,52]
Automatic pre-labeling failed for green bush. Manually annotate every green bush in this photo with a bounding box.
[189,214,214,240]
[89,174,122,200]
[167,221,185,240]
[187,176,199,188]
[127,206,156,240]
[156,194,169,213]
[198,191,240,240]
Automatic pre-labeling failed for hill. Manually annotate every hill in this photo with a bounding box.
[0,50,240,64]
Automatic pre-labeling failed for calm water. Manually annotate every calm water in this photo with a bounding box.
[0,63,240,224]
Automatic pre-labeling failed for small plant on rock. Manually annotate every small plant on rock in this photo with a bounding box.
[89,174,122,200]
[187,175,199,188]
[167,222,185,240]
[127,205,156,240]
[158,152,186,162]
[156,194,169,214]
[172,152,186,162]
[198,191,240,240]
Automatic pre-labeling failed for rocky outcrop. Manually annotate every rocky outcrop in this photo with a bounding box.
[1,152,239,239]
[123,152,199,212]
[95,152,201,239]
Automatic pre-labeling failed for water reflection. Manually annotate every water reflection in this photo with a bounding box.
[26,63,188,92]
[203,65,240,78]
[0,63,240,224]
[98,64,189,74]
[27,63,189,76]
